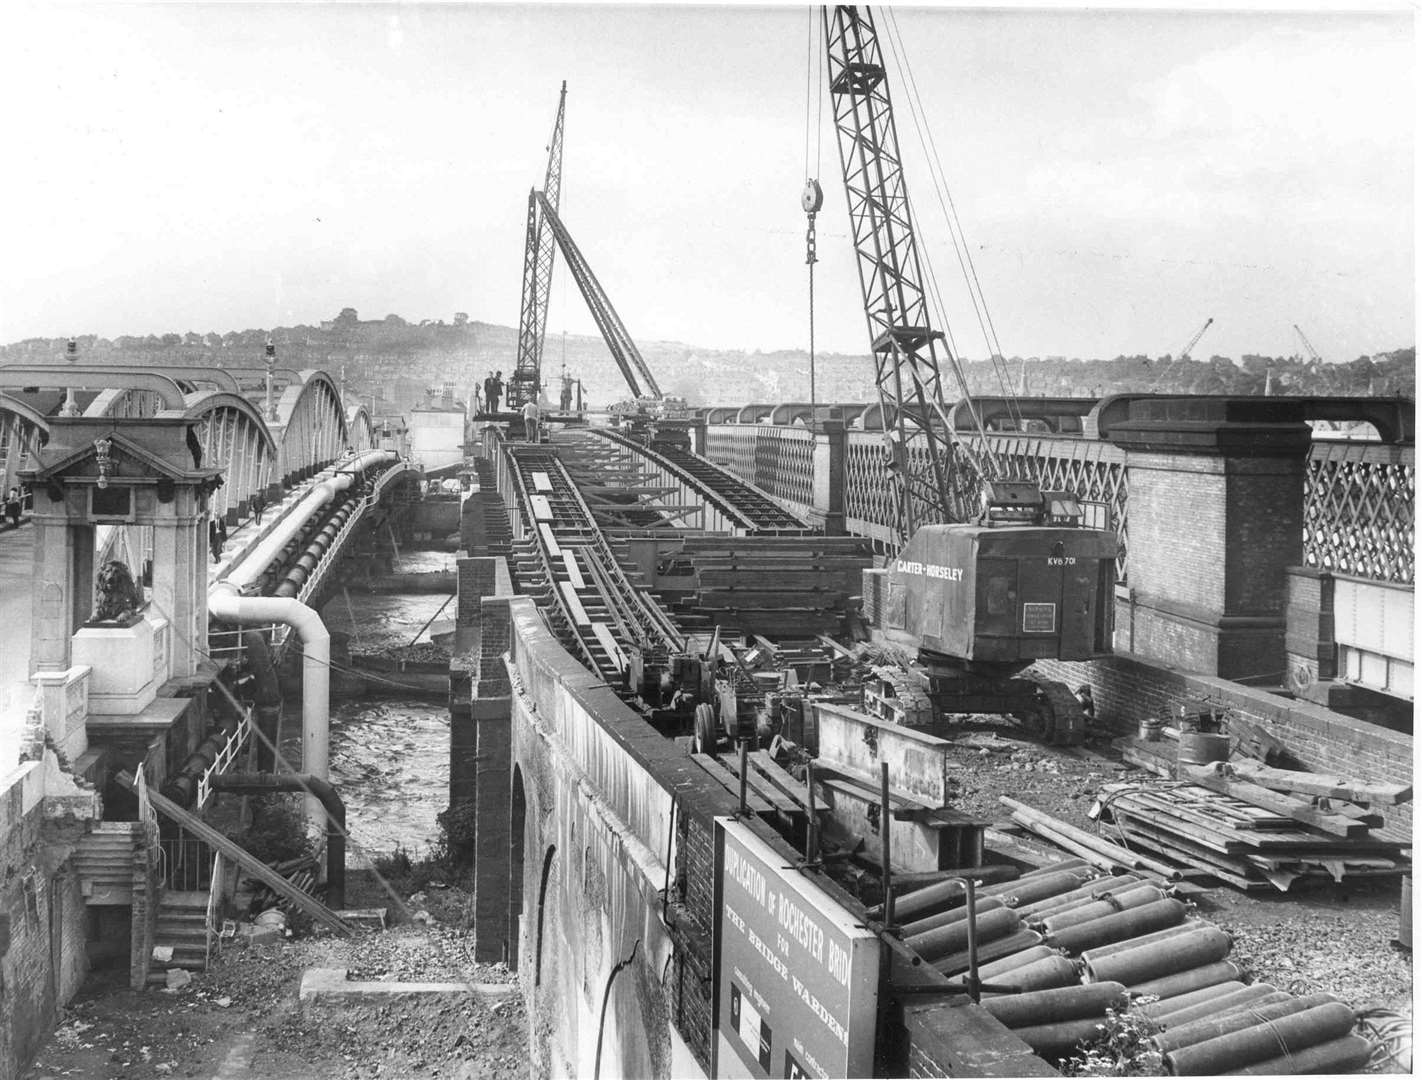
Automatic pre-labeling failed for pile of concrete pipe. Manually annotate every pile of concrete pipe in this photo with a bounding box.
[888,861,1371,1073]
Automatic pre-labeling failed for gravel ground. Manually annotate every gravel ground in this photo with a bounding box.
[25,886,526,1080]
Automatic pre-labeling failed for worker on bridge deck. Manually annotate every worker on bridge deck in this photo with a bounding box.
[521,399,541,443]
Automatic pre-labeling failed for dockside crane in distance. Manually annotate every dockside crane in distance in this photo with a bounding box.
[1177,317,1214,362]
[508,82,568,411]
[1294,324,1322,364]
[821,5,1118,741]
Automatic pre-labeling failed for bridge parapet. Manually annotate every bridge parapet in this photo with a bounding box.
[704,404,1413,587]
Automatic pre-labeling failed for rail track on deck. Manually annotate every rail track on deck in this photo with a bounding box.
[505,443,684,686]
[557,427,811,534]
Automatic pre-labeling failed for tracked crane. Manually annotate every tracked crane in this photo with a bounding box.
[822,6,1118,741]
[508,82,568,411]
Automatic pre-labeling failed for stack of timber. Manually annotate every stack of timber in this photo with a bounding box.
[1093,764,1411,891]
[884,858,1375,1073]
[661,536,872,637]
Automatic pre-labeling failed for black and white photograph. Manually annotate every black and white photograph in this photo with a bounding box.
[0,2,1412,1078]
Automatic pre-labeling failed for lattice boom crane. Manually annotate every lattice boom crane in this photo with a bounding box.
[509,81,568,410]
[821,5,1119,743]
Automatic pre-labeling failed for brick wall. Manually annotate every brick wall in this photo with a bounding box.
[1033,650,1413,836]
[0,770,90,1080]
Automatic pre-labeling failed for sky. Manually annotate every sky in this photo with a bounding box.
[0,2,1412,365]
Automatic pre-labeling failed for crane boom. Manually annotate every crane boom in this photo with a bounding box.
[823,6,990,540]
[509,82,568,410]
[1178,316,1214,361]
[1293,323,1322,363]
[534,192,662,402]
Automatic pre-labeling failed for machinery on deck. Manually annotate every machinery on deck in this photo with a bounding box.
[820,6,1118,742]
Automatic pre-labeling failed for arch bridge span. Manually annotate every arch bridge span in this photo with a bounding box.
[0,362,385,526]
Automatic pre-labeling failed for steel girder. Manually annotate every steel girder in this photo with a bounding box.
[535,193,662,402]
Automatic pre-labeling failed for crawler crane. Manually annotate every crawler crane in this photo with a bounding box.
[820,6,1118,741]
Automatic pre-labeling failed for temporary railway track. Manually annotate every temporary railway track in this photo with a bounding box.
[506,443,684,686]
[556,427,811,535]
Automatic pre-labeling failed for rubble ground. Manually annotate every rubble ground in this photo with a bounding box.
[24,882,525,1080]
[942,717,1413,1013]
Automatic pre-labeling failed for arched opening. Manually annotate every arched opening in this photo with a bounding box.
[508,765,527,971]
[534,845,557,986]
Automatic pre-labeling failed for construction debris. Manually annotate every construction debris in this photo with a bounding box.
[1094,775,1411,891]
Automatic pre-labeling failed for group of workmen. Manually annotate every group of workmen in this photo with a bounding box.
[475,369,577,444]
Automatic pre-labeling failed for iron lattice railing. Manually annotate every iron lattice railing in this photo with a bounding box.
[1304,442,1414,584]
[704,426,816,510]
[707,422,1414,587]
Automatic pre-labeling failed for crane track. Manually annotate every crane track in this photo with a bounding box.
[505,443,683,687]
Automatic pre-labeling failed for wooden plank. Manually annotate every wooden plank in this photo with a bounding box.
[719,754,799,814]
[559,582,591,626]
[537,523,562,556]
[589,622,625,672]
[562,551,585,589]
[529,494,553,522]
[1181,765,1371,838]
[747,750,814,809]
[118,772,353,935]
[530,471,553,492]
[690,754,773,814]
[1226,760,1411,806]
[1116,825,1264,891]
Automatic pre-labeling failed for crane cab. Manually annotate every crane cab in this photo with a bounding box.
[880,522,1118,667]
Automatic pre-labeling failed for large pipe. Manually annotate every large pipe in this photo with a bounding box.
[1138,980,1250,1022]
[1038,884,1169,933]
[1152,987,1291,1032]
[866,861,1092,921]
[210,772,346,910]
[1231,1032,1372,1076]
[1150,992,1339,1056]
[981,981,1128,1029]
[210,451,395,829]
[1083,924,1233,985]
[1015,874,1145,920]
[1130,960,1242,1002]
[906,905,1020,961]
[1163,1000,1357,1075]
[1046,897,1188,955]
[979,953,1079,993]
[900,897,1007,938]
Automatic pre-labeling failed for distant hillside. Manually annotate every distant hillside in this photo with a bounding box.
[1,308,1411,414]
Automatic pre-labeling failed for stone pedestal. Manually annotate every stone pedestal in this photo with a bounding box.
[1108,401,1312,680]
[32,665,92,763]
[71,616,168,715]
[811,419,847,535]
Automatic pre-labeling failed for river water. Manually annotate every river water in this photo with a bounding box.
[298,551,458,863]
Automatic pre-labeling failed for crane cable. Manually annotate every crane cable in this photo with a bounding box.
[881,9,1027,445]
[804,6,825,427]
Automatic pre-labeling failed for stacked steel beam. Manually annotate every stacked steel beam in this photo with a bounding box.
[888,863,1373,1074]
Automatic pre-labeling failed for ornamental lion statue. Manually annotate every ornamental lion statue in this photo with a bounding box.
[92,560,144,623]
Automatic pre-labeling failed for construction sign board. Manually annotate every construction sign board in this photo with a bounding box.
[712,817,879,1078]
